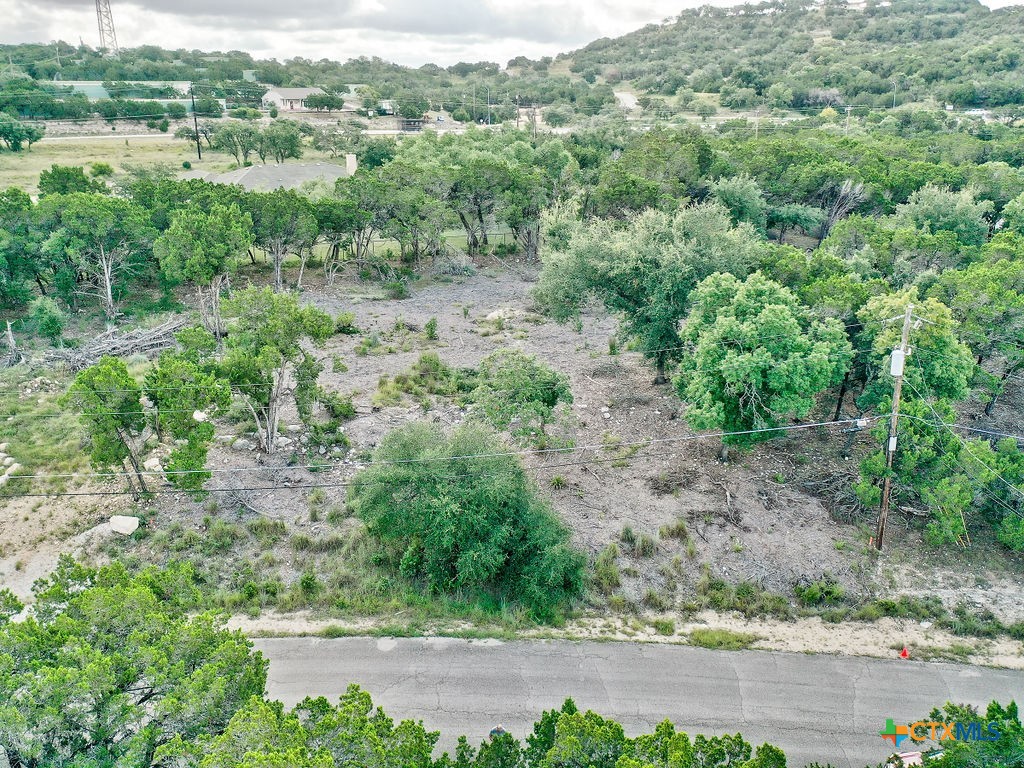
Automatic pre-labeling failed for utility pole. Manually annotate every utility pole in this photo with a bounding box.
[891,78,899,109]
[189,84,202,160]
[875,303,914,550]
[754,106,760,139]
[845,105,852,136]
[486,85,491,125]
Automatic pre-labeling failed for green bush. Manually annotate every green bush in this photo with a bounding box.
[425,317,438,340]
[689,628,758,650]
[469,349,572,438]
[29,296,66,344]
[384,280,410,299]
[348,422,585,620]
[594,543,620,595]
[794,575,844,607]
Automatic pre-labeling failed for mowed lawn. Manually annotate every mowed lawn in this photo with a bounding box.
[0,135,233,195]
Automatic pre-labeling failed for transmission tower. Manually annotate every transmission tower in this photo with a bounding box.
[95,0,120,56]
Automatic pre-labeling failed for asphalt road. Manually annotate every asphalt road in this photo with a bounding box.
[255,637,1023,768]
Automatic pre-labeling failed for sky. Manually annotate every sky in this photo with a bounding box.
[2,0,1022,68]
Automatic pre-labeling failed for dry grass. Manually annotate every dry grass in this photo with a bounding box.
[0,136,235,195]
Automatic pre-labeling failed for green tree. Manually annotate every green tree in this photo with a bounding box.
[0,559,267,767]
[38,163,106,196]
[212,120,261,164]
[245,189,318,291]
[855,288,976,410]
[676,272,853,456]
[535,202,763,382]
[0,112,44,151]
[470,349,572,440]
[895,184,993,247]
[917,701,1024,766]
[930,258,1024,414]
[767,203,824,244]
[0,186,37,306]
[29,295,65,344]
[261,120,304,164]
[694,101,716,121]
[41,192,156,318]
[348,422,585,620]
[62,356,150,494]
[1004,191,1024,235]
[145,337,231,494]
[155,202,254,338]
[711,174,767,231]
[220,288,334,453]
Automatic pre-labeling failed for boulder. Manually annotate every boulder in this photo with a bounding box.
[142,457,162,472]
[109,515,140,535]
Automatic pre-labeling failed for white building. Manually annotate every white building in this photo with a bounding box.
[261,87,325,111]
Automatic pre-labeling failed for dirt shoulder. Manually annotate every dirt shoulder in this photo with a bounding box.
[228,609,1024,670]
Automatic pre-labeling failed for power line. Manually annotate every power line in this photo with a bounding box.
[0,416,877,497]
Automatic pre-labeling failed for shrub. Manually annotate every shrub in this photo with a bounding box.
[469,349,572,437]
[29,296,66,344]
[182,160,192,170]
[794,575,844,607]
[348,422,585,620]
[90,161,114,177]
[636,534,658,557]
[651,618,675,635]
[689,628,758,650]
[384,280,410,299]
[425,317,438,340]
[594,543,620,595]
[334,312,359,335]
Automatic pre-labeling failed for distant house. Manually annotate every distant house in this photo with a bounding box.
[261,87,326,111]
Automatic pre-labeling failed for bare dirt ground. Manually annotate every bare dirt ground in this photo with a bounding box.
[3,264,1021,663]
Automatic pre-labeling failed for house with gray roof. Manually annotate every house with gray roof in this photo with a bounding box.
[261,87,325,111]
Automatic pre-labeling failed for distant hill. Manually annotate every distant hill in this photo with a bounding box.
[2,0,1023,122]
[560,0,1024,109]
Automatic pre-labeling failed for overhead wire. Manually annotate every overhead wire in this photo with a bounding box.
[0,416,877,497]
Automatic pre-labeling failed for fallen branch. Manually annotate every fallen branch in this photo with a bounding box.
[43,318,188,370]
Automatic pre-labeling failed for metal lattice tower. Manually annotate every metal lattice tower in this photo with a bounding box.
[95,0,120,56]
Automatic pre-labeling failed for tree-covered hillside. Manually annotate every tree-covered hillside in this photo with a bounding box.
[563,0,1024,109]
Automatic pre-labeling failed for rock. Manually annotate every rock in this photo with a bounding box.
[0,745,11,768]
[0,442,7,452]
[318,445,327,455]
[142,457,162,472]
[2,456,12,467]
[109,515,140,535]
[192,410,209,423]
[232,438,257,452]
[286,424,302,433]
[603,412,612,419]
[276,436,293,448]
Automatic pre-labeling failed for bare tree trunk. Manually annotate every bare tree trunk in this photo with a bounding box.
[273,248,284,292]
[985,368,1016,416]
[653,358,668,385]
[833,372,849,421]
[116,427,148,493]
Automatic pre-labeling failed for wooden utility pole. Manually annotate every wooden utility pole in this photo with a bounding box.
[189,84,202,160]
[875,303,914,550]
[845,105,852,136]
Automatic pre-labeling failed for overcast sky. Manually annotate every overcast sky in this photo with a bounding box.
[3,0,1022,68]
